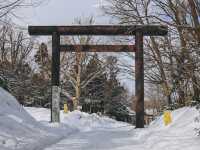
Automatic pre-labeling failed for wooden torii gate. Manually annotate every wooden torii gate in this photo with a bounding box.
[28,25,168,128]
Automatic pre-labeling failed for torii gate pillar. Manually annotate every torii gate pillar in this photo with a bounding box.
[51,32,60,122]
[135,31,144,127]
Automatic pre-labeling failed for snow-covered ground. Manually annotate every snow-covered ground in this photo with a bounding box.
[0,88,74,150]
[28,107,200,150]
[25,107,130,132]
[1,87,200,150]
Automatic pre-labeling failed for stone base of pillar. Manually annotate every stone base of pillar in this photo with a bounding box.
[51,86,60,122]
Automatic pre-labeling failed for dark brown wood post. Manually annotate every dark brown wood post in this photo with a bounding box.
[51,32,60,122]
[135,31,144,128]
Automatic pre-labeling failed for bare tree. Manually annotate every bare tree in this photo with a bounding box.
[103,0,173,104]
[0,0,23,19]
[0,0,47,22]
[0,23,35,104]
[59,17,109,109]
[103,0,200,106]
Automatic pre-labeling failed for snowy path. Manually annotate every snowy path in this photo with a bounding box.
[44,125,200,150]
[43,107,200,150]
[24,106,200,150]
[44,128,136,150]
[44,126,200,150]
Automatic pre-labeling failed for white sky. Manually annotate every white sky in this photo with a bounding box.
[17,0,109,26]
[16,0,134,94]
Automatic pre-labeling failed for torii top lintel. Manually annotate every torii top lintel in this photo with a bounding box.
[28,25,168,36]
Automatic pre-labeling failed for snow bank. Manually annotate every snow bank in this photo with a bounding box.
[62,110,130,132]
[0,88,69,150]
[24,107,51,122]
[128,107,200,150]
[150,107,199,130]
[25,107,131,132]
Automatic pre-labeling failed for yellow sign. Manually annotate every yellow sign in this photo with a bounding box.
[163,111,172,126]
[64,103,68,113]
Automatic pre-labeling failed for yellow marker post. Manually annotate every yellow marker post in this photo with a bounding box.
[163,111,172,126]
[64,103,68,113]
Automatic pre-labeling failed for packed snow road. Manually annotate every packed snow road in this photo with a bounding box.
[44,128,135,150]
[44,113,200,150]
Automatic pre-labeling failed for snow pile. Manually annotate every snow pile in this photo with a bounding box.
[0,88,68,150]
[25,107,130,132]
[62,110,130,132]
[24,107,51,122]
[128,107,200,150]
[150,107,199,130]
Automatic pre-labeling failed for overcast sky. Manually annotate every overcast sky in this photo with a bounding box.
[17,0,109,26]
[17,0,134,94]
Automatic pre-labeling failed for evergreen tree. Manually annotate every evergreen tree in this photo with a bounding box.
[81,54,107,103]
[32,43,52,107]
[104,56,129,119]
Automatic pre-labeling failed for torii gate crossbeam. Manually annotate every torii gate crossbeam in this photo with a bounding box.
[28,25,168,128]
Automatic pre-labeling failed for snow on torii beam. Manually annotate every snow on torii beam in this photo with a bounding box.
[28,25,168,128]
